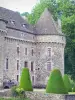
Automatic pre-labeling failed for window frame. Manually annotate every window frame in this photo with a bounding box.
[6,58,8,70]
[31,49,34,56]
[47,62,51,71]
[48,48,51,57]
[25,48,27,55]
[17,46,20,54]
[24,61,28,68]
[17,75,19,81]
[31,62,34,71]
[17,60,19,70]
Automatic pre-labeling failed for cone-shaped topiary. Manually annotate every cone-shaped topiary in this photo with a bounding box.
[46,69,68,94]
[63,74,72,92]
[19,67,33,91]
[72,84,75,92]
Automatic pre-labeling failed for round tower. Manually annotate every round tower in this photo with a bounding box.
[34,8,66,87]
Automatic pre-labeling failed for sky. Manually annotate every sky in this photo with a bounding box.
[0,0,39,13]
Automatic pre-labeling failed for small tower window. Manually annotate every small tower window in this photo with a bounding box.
[48,48,51,57]
[47,62,51,71]
[6,58,8,69]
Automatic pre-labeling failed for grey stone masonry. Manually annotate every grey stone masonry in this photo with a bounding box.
[0,90,75,100]
[25,92,75,100]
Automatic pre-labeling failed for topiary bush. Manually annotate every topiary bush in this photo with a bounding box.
[63,74,72,92]
[72,84,75,92]
[19,68,33,91]
[46,69,68,94]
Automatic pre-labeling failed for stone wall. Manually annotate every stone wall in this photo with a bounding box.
[0,90,75,100]
[3,37,36,83]
[34,42,65,86]
[25,92,75,100]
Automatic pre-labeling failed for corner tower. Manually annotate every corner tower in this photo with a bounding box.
[34,8,66,86]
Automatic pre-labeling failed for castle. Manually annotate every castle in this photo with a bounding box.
[0,7,66,87]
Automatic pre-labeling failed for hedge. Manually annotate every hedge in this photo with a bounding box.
[19,68,33,91]
[63,74,72,92]
[46,69,68,94]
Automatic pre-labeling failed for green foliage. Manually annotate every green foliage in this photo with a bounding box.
[57,0,75,80]
[28,0,57,24]
[46,69,68,94]
[11,86,25,98]
[28,3,47,24]
[21,12,29,17]
[19,68,33,91]
[63,74,72,92]
[11,86,18,97]
[0,98,30,100]
[72,84,75,92]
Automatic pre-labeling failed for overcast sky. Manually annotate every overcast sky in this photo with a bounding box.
[0,0,38,13]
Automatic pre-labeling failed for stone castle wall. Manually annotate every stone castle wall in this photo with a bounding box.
[0,20,66,86]
[3,36,36,83]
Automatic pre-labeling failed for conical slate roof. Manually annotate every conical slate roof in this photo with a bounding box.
[35,8,63,35]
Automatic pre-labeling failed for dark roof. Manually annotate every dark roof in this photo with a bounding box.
[35,8,64,36]
[0,7,34,34]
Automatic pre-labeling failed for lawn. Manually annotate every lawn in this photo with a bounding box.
[0,98,30,100]
[34,89,45,93]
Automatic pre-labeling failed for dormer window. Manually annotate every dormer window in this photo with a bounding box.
[22,24,26,27]
[11,20,15,24]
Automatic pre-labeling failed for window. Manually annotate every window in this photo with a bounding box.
[17,75,19,81]
[17,47,19,54]
[25,48,27,55]
[11,20,15,24]
[31,62,34,71]
[24,61,28,67]
[48,48,51,57]
[6,58,8,69]
[47,62,51,71]
[31,49,34,56]
[22,24,26,27]
[17,60,19,70]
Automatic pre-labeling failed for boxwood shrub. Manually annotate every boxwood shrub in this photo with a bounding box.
[46,69,68,94]
[19,68,33,91]
[72,84,75,92]
[63,74,72,92]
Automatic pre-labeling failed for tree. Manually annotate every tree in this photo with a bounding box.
[28,0,57,24]
[46,69,68,94]
[61,2,75,79]
[19,68,33,91]
[21,12,29,17]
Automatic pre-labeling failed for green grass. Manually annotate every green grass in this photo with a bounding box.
[0,98,30,100]
[69,92,75,94]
